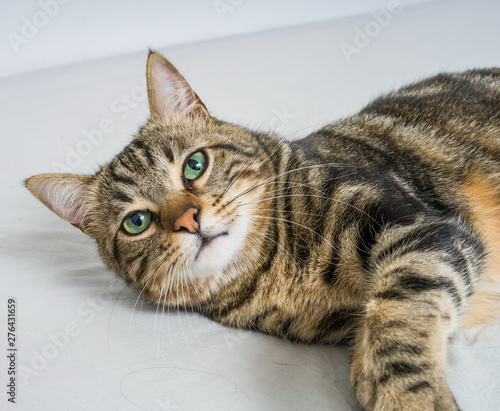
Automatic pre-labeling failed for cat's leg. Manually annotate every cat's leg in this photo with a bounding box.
[350,220,482,411]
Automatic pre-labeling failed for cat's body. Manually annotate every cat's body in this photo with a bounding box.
[27,53,500,410]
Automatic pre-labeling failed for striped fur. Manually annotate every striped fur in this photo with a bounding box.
[26,54,500,410]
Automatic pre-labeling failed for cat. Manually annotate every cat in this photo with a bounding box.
[26,51,500,410]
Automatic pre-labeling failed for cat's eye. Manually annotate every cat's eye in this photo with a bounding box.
[122,211,152,235]
[183,151,207,181]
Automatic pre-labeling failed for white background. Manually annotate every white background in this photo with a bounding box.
[2,0,431,77]
[2,1,500,410]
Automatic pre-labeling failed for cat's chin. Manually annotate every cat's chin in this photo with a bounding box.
[189,235,236,277]
[183,212,251,280]
[188,227,247,279]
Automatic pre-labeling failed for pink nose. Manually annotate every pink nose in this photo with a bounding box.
[174,207,199,233]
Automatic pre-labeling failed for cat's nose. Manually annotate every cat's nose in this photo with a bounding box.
[173,207,200,233]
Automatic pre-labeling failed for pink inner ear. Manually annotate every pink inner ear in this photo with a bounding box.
[151,63,195,115]
[53,202,82,224]
[147,53,206,120]
[27,174,90,226]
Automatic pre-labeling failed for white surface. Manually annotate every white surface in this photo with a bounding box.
[1,0,500,410]
[1,0,432,78]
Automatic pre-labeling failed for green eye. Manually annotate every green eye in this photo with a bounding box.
[122,211,152,235]
[184,151,207,181]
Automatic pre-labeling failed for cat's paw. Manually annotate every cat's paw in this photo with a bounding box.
[353,372,460,411]
[372,384,459,411]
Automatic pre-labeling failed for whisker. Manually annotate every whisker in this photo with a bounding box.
[155,274,169,354]
[180,266,203,358]
[280,122,328,140]
[186,266,205,348]
[242,181,329,199]
[173,265,199,359]
[128,280,152,334]
[248,214,345,262]
[252,163,360,188]
[155,258,178,357]
[107,282,129,351]
[158,261,177,354]
[240,193,381,228]
[186,267,204,301]
[225,165,360,208]
[219,141,282,199]
[164,263,178,355]
[246,207,328,218]
[232,172,358,204]
[247,226,300,269]
[127,252,165,333]
[234,173,356,205]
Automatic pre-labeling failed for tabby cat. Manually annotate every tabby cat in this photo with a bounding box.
[26,51,500,410]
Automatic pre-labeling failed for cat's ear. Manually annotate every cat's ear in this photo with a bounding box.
[146,51,209,122]
[25,174,95,236]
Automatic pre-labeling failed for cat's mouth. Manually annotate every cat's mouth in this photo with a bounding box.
[194,231,229,260]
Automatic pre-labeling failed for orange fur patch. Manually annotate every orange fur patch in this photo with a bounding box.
[460,175,500,327]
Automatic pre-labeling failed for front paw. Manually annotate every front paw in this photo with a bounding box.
[352,362,460,410]
[372,382,459,411]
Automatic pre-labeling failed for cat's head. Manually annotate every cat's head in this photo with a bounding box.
[26,52,276,307]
